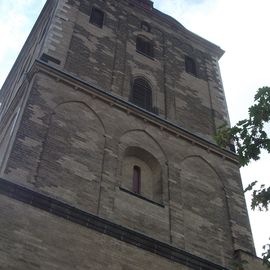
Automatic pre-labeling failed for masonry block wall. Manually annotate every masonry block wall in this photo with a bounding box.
[1,69,255,267]
[0,193,191,270]
[0,0,57,168]
[0,0,257,269]
[39,0,230,141]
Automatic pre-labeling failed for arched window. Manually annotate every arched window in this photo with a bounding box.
[136,36,154,58]
[185,56,197,76]
[131,78,152,111]
[132,165,141,194]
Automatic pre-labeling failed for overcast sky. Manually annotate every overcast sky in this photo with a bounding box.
[0,0,269,257]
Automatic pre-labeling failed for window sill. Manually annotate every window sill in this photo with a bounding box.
[89,22,103,29]
[136,50,155,61]
[119,187,164,208]
[185,71,198,78]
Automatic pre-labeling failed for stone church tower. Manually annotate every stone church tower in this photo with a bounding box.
[0,0,263,269]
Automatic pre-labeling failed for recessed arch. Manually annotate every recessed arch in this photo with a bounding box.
[36,101,106,214]
[118,129,168,162]
[179,155,225,189]
[52,100,106,134]
[121,146,162,202]
[118,129,168,204]
[178,155,234,264]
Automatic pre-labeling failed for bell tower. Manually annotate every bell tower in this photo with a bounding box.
[0,0,263,269]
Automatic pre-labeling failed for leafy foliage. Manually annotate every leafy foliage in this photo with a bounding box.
[263,241,270,268]
[251,184,270,211]
[216,87,270,167]
[232,258,248,270]
[215,86,270,267]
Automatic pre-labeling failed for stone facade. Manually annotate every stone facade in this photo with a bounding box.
[0,0,263,269]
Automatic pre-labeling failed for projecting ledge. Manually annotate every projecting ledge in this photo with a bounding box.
[0,177,230,270]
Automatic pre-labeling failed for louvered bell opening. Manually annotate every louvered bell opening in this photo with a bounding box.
[132,79,152,111]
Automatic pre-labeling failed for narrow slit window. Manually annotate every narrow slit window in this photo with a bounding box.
[136,36,154,58]
[185,56,197,76]
[90,8,104,28]
[133,165,141,194]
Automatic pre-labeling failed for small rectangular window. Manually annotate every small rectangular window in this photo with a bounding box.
[136,36,154,58]
[90,8,104,28]
[185,56,197,76]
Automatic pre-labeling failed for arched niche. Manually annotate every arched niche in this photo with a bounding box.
[118,130,167,204]
[121,146,162,202]
[180,156,233,265]
[36,101,106,213]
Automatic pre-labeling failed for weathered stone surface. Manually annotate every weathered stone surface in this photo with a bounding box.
[0,0,256,269]
[235,250,269,270]
[2,70,254,267]
[0,193,191,270]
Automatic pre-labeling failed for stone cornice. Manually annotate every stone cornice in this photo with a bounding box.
[30,60,239,165]
[0,177,231,270]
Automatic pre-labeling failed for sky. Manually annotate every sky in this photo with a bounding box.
[0,0,269,258]
[152,0,270,257]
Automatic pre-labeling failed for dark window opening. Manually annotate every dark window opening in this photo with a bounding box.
[133,165,141,194]
[185,56,197,76]
[141,21,151,32]
[90,8,104,28]
[136,36,154,58]
[131,78,152,111]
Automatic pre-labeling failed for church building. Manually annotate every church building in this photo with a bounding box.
[0,0,264,269]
